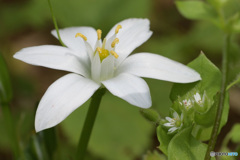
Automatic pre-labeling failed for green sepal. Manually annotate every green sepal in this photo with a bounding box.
[194,93,229,128]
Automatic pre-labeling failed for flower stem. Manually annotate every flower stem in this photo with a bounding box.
[76,88,106,160]
[204,34,230,160]
[47,0,66,47]
[1,103,21,159]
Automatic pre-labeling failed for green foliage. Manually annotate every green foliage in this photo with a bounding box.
[176,0,240,33]
[0,53,12,104]
[168,127,208,160]
[156,126,174,156]
[171,53,229,140]
[230,124,240,143]
[156,53,229,157]
[175,1,218,23]
[171,53,221,102]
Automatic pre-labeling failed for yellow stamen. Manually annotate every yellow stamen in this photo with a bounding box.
[97,29,102,40]
[110,50,119,58]
[115,25,122,34]
[75,33,87,41]
[111,38,119,48]
[96,47,102,53]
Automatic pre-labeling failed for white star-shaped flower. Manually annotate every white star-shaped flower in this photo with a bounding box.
[164,111,183,133]
[14,18,201,132]
[182,99,193,110]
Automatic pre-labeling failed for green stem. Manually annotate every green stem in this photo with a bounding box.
[47,0,66,47]
[76,88,106,160]
[204,34,230,160]
[1,103,20,159]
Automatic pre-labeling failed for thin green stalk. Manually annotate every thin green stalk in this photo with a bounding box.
[76,88,106,160]
[204,34,230,160]
[1,103,21,159]
[47,0,66,47]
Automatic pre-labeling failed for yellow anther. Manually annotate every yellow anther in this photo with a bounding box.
[111,38,119,48]
[97,29,102,40]
[115,25,122,34]
[110,50,119,58]
[96,47,102,53]
[75,33,87,41]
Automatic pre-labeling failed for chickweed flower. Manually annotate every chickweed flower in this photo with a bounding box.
[180,99,193,110]
[14,18,201,132]
[194,92,205,106]
[164,111,183,134]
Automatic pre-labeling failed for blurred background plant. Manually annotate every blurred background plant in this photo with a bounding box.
[0,0,240,159]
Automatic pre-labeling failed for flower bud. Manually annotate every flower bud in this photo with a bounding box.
[140,108,160,124]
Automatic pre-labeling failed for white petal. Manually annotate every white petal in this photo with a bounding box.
[164,123,174,127]
[100,56,114,81]
[180,113,184,121]
[102,73,151,108]
[194,92,201,102]
[168,127,178,133]
[14,45,90,77]
[105,18,152,65]
[173,111,179,119]
[165,117,173,122]
[91,53,101,83]
[117,53,201,83]
[51,27,97,61]
[35,73,100,132]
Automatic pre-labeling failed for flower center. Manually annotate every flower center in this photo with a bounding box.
[75,25,122,62]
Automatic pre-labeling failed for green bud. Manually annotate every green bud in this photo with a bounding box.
[140,109,160,124]
[0,52,12,104]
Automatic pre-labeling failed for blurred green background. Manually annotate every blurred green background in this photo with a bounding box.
[0,0,240,159]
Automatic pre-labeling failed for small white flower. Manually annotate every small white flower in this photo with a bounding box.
[180,99,192,110]
[14,18,201,132]
[194,92,205,105]
[164,111,183,133]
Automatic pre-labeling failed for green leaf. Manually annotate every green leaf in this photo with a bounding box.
[206,0,227,10]
[229,123,240,143]
[168,127,208,160]
[221,123,240,153]
[170,53,221,102]
[175,1,218,22]
[192,94,229,141]
[194,92,229,127]
[0,52,12,104]
[221,0,240,20]
[156,125,174,156]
